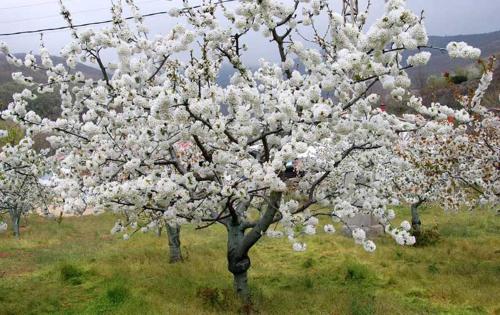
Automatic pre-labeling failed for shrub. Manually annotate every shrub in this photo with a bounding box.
[350,292,375,315]
[450,75,468,84]
[427,262,439,274]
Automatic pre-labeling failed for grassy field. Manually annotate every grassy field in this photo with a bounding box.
[0,206,499,315]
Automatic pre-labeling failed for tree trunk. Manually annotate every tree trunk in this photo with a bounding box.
[233,271,250,302]
[411,202,422,233]
[227,223,251,303]
[11,212,20,239]
[167,224,182,263]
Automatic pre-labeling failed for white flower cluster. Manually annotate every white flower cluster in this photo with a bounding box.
[352,228,377,253]
[323,224,336,234]
[0,0,494,264]
[292,242,307,252]
[0,137,53,236]
[266,230,284,238]
[407,51,431,66]
[110,221,124,235]
[446,41,481,59]
[388,225,416,246]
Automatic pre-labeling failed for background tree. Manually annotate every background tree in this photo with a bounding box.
[0,137,52,238]
[395,60,499,237]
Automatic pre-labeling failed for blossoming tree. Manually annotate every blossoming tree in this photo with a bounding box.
[0,137,52,238]
[1,0,494,302]
[394,60,499,235]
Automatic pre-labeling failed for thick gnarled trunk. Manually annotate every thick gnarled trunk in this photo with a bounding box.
[10,211,20,239]
[227,223,251,303]
[411,202,422,234]
[233,271,250,302]
[167,224,183,263]
[225,191,282,304]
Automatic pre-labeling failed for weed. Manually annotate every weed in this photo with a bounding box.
[106,285,129,304]
[427,262,439,274]
[415,225,441,246]
[59,263,83,285]
[302,257,315,269]
[196,286,229,309]
[344,260,376,285]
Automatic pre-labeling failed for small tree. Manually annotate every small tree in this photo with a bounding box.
[0,137,52,238]
[395,62,499,235]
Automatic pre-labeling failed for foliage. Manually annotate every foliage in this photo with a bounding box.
[449,74,468,84]
[0,81,61,120]
[196,287,232,309]
[106,285,130,305]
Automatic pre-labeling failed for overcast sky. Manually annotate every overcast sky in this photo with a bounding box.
[1,0,499,65]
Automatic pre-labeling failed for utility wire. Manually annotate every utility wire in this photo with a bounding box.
[0,0,164,24]
[0,0,237,37]
[0,11,168,37]
[0,0,73,11]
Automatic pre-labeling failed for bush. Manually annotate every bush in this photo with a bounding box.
[427,262,439,274]
[0,121,23,148]
[450,75,468,85]
[350,292,375,315]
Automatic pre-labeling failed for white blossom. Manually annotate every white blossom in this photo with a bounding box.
[292,242,307,252]
[323,224,336,234]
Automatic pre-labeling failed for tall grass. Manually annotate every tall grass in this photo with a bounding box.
[0,207,498,314]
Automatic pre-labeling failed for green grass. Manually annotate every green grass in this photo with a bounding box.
[0,206,499,315]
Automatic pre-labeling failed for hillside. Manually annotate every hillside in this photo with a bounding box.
[0,54,102,120]
[0,53,102,84]
[0,30,499,120]
[405,31,500,90]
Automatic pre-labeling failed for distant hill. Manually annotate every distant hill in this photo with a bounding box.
[417,54,500,111]
[405,30,500,89]
[0,30,498,120]
[0,54,103,120]
[0,53,102,84]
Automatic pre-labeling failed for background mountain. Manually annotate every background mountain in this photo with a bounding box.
[401,31,500,113]
[0,30,499,120]
[408,31,500,79]
[0,54,101,120]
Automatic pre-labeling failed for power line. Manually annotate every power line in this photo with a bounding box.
[0,0,165,24]
[0,11,168,37]
[0,0,72,11]
[0,0,237,37]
